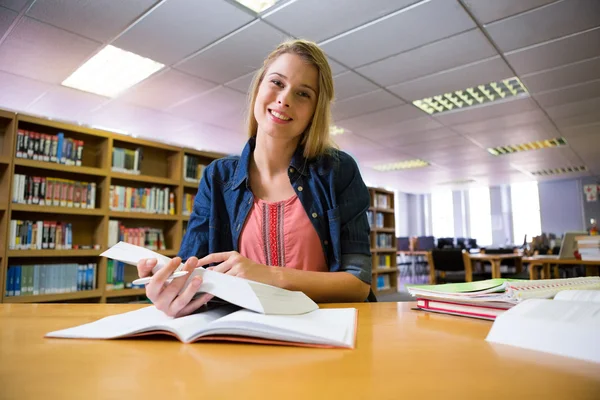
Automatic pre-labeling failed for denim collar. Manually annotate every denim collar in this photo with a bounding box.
[232,136,309,190]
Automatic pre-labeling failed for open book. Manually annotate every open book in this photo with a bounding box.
[486,290,600,363]
[100,242,318,315]
[45,305,358,349]
[407,277,600,320]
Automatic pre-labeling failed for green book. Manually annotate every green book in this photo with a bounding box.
[406,278,525,295]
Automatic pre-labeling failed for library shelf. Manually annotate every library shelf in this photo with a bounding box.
[183,180,200,189]
[0,155,10,165]
[108,211,179,221]
[14,158,105,176]
[368,187,398,296]
[7,249,102,258]
[11,204,106,216]
[3,289,103,303]
[110,171,179,186]
[372,268,399,274]
[104,288,147,298]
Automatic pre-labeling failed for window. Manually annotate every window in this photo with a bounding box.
[511,182,542,246]
[431,190,454,238]
[468,187,493,246]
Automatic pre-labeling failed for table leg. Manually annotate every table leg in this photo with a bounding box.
[587,266,599,277]
[542,263,551,279]
[515,257,523,274]
[529,263,537,280]
[492,260,501,279]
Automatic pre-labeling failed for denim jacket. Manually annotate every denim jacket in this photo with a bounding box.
[178,137,373,285]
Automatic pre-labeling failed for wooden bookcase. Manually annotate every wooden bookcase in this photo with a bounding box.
[0,112,224,304]
[368,187,398,295]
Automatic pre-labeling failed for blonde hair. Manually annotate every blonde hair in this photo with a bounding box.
[246,39,335,159]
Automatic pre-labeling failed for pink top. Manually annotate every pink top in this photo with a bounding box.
[239,195,328,272]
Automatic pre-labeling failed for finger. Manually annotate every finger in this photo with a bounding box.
[176,293,215,318]
[146,257,182,300]
[210,257,237,274]
[197,251,237,268]
[137,258,156,278]
[151,257,198,308]
[167,276,203,317]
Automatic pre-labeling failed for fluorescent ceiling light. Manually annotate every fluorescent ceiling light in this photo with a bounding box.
[413,77,528,115]
[531,165,587,176]
[235,0,282,13]
[330,125,346,136]
[488,137,567,156]
[438,179,476,185]
[62,45,165,97]
[373,159,430,171]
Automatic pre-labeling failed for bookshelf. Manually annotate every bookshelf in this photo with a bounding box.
[368,187,398,296]
[0,111,224,304]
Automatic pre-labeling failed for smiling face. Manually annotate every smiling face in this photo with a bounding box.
[253,53,319,144]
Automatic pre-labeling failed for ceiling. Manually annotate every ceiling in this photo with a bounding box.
[0,0,599,194]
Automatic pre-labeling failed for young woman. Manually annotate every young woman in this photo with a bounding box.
[137,39,373,317]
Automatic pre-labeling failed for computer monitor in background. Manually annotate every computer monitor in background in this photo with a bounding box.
[397,237,410,251]
[558,231,588,259]
[416,236,435,251]
[467,238,478,249]
[437,237,454,249]
[456,238,467,249]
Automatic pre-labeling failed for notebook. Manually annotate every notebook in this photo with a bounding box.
[408,277,600,320]
[486,290,600,363]
[45,305,358,349]
[100,242,318,315]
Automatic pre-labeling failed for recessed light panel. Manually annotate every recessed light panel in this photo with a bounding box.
[235,0,282,13]
[531,165,587,176]
[488,137,567,156]
[373,159,430,171]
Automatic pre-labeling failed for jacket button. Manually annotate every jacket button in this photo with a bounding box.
[289,167,294,173]
[312,212,317,218]
[324,240,329,245]
[297,186,303,192]
[236,224,241,231]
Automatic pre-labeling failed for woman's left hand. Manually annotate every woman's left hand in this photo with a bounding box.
[197,251,282,287]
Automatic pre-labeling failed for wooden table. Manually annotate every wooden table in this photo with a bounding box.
[464,253,523,281]
[1,303,599,399]
[524,257,600,280]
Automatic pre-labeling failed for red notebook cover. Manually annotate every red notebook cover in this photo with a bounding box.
[416,298,512,320]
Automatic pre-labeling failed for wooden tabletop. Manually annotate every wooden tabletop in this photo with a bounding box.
[1,302,599,399]
[523,257,600,265]
[469,253,522,260]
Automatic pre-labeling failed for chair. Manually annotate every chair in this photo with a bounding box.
[397,237,410,251]
[479,247,522,277]
[437,237,455,249]
[416,236,435,251]
[426,249,471,284]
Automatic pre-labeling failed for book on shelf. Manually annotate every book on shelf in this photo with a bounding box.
[12,174,96,209]
[109,185,174,215]
[111,147,142,175]
[100,241,319,315]
[44,303,357,348]
[16,130,84,166]
[107,220,166,250]
[183,155,206,182]
[6,263,97,297]
[407,277,600,320]
[9,220,73,250]
[486,289,600,364]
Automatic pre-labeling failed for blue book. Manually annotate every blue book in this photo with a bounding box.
[6,267,14,296]
[56,133,64,164]
[14,266,22,296]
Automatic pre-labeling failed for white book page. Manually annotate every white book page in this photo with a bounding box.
[554,290,600,303]
[100,241,183,274]
[198,308,357,348]
[486,299,600,363]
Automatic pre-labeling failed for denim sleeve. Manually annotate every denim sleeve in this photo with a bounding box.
[335,152,372,284]
[177,163,213,261]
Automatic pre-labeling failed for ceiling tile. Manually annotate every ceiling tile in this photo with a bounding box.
[337,104,425,132]
[0,6,17,37]
[176,20,287,84]
[26,0,157,42]
[112,0,254,65]
[462,0,558,24]
[224,71,256,94]
[320,0,475,68]
[384,127,456,147]
[332,89,403,122]
[464,122,560,148]
[534,78,600,108]
[505,26,600,75]
[362,117,443,141]
[452,109,548,134]
[327,58,347,75]
[397,135,476,156]
[0,0,28,12]
[521,56,600,93]
[560,122,600,139]
[331,132,383,155]
[546,96,600,120]
[26,86,107,121]
[0,17,100,83]
[434,96,540,126]
[485,0,600,52]
[333,71,379,101]
[356,29,498,87]
[0,70,52,111]
[388,56,513,101]
[168,86,247,131]
[263,0,419,42]
[554,112,600,129]
[118,69,217,110]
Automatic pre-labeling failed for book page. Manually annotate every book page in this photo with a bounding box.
[197,308,357,348]
[554,290,600,303]
[486,299,600,363]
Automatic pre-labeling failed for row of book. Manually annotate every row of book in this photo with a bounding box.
[375,233,394,249]
[12,174,97,209]
[183,155,206,182]
[109,185,175,214]
[373,193,390,209]
[577,235,600,261]
[377,254,393,268]
[111,147,142,175]
[105,259,143,291]
[182,193,194,216]
[376,275,391,291]
[5,263,97,297]
[366,211,387,229]
[8,220,75,250]
[16,130,84,166]
[107,220,167,250]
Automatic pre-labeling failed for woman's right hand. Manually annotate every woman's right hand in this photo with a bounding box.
[136,256,214,317]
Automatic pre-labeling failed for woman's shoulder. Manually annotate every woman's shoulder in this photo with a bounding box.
[204,155,241,184]
[314,147,360,173]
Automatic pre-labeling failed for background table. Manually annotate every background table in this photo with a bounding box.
[1,303,599,399]
[465,253,523,281]
[524,257,600,279]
